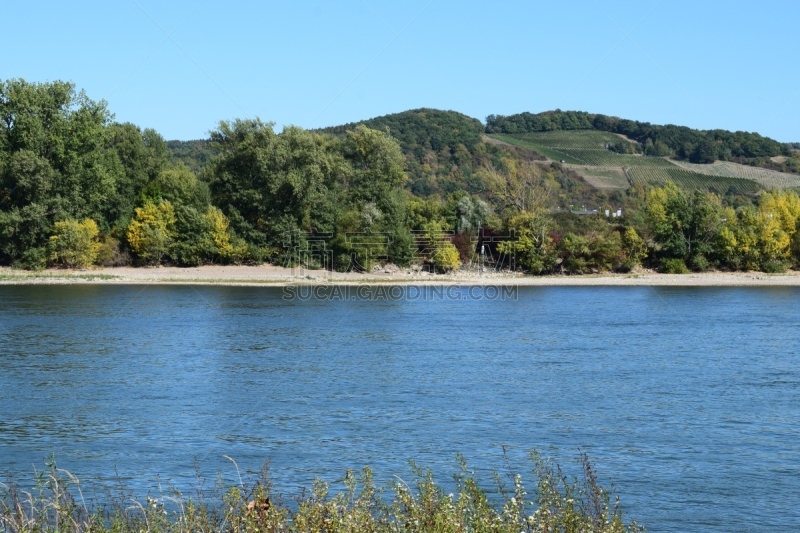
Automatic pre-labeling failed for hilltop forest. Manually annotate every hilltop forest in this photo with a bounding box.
[2,78,800,274]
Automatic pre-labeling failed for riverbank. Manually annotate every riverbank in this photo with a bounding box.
[2,264,800,286]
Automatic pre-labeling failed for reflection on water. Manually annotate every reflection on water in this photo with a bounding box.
[1,285,799,532]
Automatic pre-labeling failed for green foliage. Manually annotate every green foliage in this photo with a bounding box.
[498,212,557,275]
[645,183,724,268]
[48,218,100,268]
[2,79,796,276]
[207,119,347,263]
[166,139,218,173]
[320,109,506,197]
[659,258,689,274]
[621,227,648,270]
[0,79,170,268]
[557,231,623,274]
[94,235,129,267]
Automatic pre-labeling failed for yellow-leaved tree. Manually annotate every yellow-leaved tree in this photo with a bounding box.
[48,219,100,268]
[424,220,461,273]
[203,206,248,264]
[718,199,794,272]
[759,190,800,267]
[126,201,176,265]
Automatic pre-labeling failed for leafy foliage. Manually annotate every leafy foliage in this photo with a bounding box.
[0,79,169,267]
[319,108,506,197]
[48,219,99,268]
[2,78,798,275]
[126,201,176,265]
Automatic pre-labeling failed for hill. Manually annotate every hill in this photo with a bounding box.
[166,108,800,201]
[167,139,218,174]
[317,108,504,196]
[487,130,800,194]
[486,110,793,163]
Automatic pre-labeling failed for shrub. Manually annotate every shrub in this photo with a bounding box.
[94,236,131,267]
[660,257,689,274]
[12,246,48,270]
[48,219,100,269]
[762,259,789,273]
[689,253,711,272]
[431,241,461,272]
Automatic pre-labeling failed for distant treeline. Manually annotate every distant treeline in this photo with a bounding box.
[2,79,799,274]
[486,110,791,164]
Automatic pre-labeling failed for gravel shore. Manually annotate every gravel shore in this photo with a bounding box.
[2,265,800,286]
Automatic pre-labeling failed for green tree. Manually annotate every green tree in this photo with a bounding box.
[646,183,724,270]
[0,79,135,266]
[207,120,345,263]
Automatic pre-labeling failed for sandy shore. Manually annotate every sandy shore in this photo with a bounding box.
[2,264,800,286]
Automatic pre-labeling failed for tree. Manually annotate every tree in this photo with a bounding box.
[48,218,99,268]
[646,183,724,270]
[497,212,556,274]
[620,227,648,270]
[455,195,488,234]
[483,161,553,215]
[207,120,345,263]
[423,221,460,272]
[126,201,176,265]
[0,79,147,267]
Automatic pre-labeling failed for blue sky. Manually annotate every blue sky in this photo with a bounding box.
[3,0,798,141]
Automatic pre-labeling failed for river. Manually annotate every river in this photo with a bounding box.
[1,285,798,532]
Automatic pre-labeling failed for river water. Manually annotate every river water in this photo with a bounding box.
[1,285,798,531]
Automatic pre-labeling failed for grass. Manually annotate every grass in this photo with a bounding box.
[0,272,119,282]
[0,454,645,533]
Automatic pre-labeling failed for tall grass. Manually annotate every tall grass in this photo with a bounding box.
[0,453,645,532]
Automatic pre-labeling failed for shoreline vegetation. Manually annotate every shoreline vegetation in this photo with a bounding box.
[0,454,645,533]
[2,264,800,287]
[3,80,800,279]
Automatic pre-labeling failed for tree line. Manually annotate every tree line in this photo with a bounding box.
[2,79,799,274]
[486,110,793,165]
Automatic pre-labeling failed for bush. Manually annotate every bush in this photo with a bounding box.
[689,253,710,272]
[12,246,48,270]
[660,257,689,274]
[48,219,100,269]
[431,241,461,272]
[95,236,131,267]
[763,259,789,273]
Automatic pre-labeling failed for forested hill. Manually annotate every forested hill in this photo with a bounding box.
[486,110,793,168]
[166,139,217,174]
[319,108,484,151]
[316,109,505,197]
[169,108,799,185]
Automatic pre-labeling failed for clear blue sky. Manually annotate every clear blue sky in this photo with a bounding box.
[3,0,798,141]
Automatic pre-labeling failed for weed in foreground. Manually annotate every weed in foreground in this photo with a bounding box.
[0,453,645,532]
